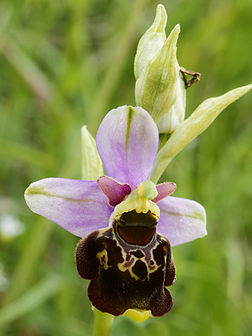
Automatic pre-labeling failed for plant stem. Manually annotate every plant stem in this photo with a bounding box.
[93,309,114,336]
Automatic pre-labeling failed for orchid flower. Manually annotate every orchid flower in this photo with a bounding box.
[25,105,206,322]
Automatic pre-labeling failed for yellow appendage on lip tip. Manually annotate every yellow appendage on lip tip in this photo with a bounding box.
[124,309,152,322]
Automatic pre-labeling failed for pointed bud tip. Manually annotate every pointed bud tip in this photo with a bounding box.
[162,23,180,51]
[156,3,167,20]
[151,3,167,33]
[158,23,180,70]
[170,24,181,39]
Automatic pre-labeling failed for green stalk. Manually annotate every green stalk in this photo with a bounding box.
[93,309,114,336]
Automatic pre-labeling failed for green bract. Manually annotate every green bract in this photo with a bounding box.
[151,84,252,182]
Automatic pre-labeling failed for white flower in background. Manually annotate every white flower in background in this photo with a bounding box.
[0,214,24,241]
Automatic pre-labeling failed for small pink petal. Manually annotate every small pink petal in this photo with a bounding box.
[97,176,131,206]
[153,182,176,203]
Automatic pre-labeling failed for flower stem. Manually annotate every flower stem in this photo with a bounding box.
[93,309,114,336]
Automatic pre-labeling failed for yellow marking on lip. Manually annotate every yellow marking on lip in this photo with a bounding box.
[117,261,140,281]
[97,228,110,238]
[117,256,161,282]
[96,249,110,270]
[117,238,164,281]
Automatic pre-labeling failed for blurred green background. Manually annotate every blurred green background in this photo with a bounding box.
[0,0,252,335]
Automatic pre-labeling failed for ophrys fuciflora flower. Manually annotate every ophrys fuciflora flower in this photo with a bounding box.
[25,106,206,321]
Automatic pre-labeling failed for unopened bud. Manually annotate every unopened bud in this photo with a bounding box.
[158,71,186,133]
[134,4,181,125]
[134,4,167,79]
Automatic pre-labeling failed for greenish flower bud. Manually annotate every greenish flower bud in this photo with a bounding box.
[158,71,186,133]
[134,4,182,126]
[134,4,167,79]
[81,126,103,180]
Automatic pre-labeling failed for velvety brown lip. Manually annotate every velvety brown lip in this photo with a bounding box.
[75,226,175,317]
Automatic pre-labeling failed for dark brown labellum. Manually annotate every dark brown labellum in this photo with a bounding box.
[75,211,176,317]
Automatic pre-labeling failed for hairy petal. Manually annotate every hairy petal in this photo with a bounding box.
[152,182,176,203]
[24,178,113,237]
[97,176,131,206]
[96,106,159,189]
[158,196,207,246]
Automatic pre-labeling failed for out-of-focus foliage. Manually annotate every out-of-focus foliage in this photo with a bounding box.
[0,0,251,335]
